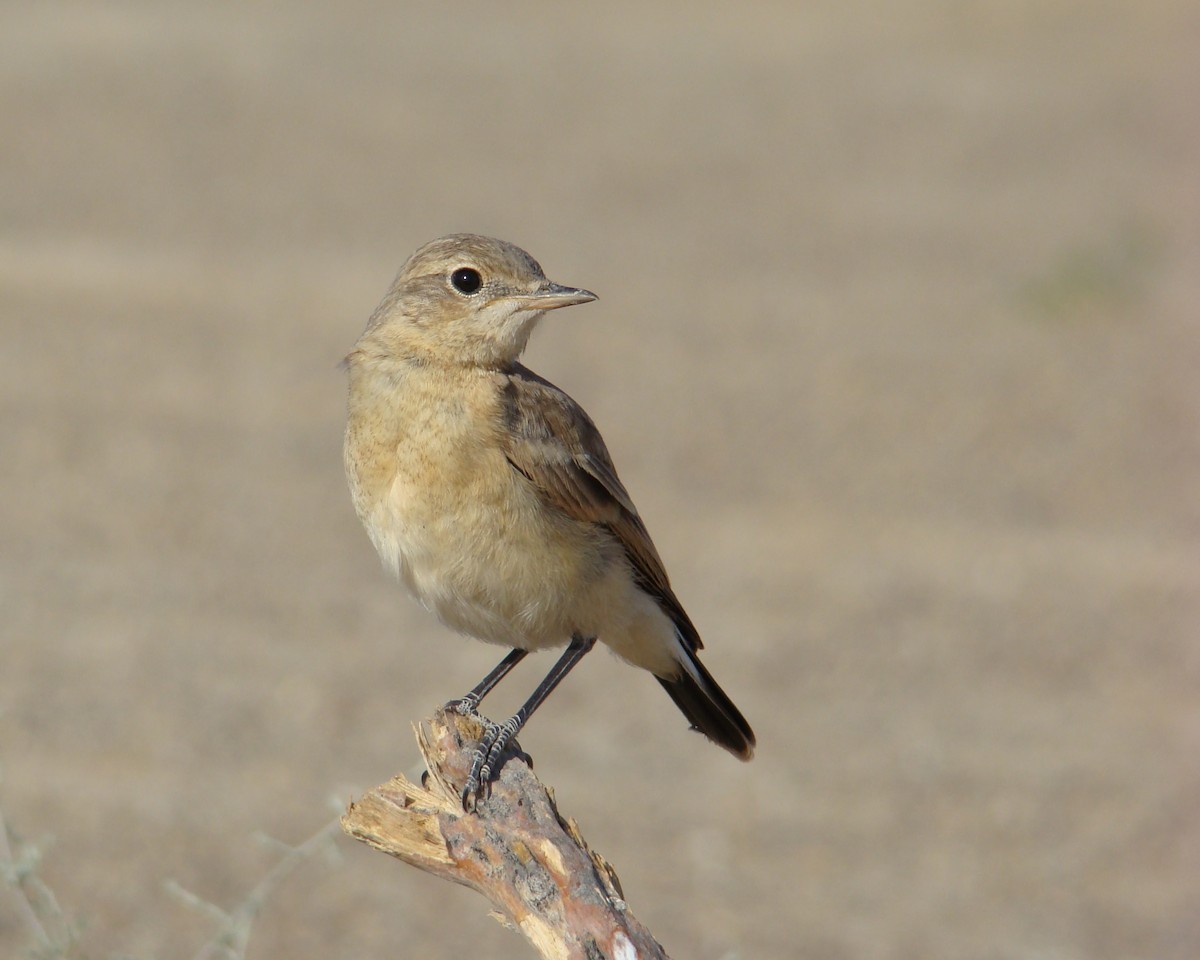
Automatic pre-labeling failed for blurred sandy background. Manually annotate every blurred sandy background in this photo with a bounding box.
[2,2,1198,958]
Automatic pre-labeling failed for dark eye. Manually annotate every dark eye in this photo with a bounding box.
[450,267,482,294]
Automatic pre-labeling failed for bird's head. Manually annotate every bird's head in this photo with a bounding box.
[351,234,597,369]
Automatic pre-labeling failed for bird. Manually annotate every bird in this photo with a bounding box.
[343,234,754,805]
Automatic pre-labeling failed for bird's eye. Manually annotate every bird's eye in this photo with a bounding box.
[450,267,482,295]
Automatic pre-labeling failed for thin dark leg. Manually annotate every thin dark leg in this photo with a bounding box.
[463,634,597,808]
[451,647,529,715]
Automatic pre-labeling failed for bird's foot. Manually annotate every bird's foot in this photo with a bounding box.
[445,697,502,743]
[461,715,523,811]
[447,693,483,719]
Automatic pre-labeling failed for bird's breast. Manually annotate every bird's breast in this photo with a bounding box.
[344,363,609,648]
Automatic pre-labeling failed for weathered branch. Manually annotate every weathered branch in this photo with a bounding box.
[341,708,670,960]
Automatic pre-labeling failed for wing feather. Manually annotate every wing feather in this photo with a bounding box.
[500,365,702,651]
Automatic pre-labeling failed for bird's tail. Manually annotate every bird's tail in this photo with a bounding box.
[657,641,755,760]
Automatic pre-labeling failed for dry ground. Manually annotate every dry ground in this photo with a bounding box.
[2,2,1197,958]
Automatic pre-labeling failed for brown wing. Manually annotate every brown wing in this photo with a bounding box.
[500,364,702,651]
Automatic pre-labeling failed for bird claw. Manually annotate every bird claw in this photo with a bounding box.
[461,749,488,810]
[447,694,482,717]
[459,716,521,811]
[446,698,501,737]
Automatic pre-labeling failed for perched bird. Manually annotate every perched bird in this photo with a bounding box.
[343,234,754,803]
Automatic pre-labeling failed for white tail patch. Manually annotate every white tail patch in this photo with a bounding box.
[673,628,707,687]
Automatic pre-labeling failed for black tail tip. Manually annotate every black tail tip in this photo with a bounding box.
[656,668,756,761]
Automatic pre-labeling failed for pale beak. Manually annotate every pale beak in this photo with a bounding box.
[513,282,598,312]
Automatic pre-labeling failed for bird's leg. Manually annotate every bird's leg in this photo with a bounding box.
[463,634,596,810]
[449,647,528,719]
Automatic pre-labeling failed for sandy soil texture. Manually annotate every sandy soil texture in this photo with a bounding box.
[2,3,1197,958]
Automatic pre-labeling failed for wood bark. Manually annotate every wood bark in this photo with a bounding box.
[341,708,670,960]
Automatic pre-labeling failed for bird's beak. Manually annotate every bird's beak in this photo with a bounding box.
[513,282,598,312]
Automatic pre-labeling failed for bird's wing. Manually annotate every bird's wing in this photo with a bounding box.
[500,365,702,650]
